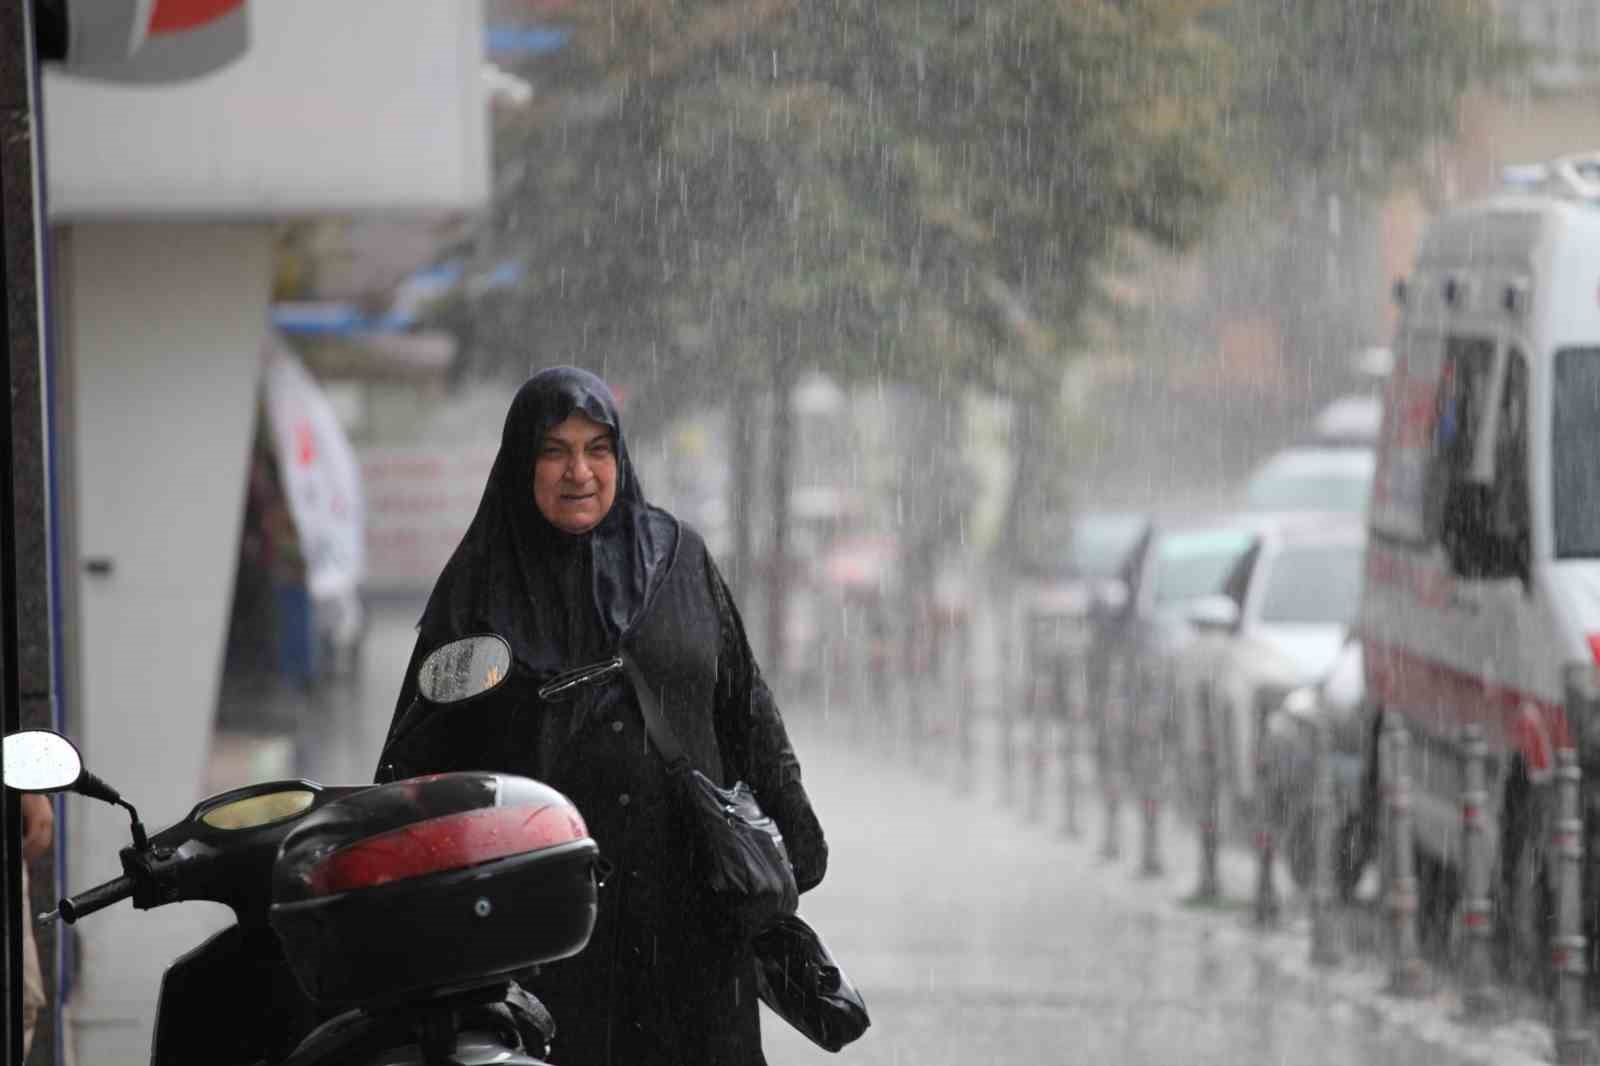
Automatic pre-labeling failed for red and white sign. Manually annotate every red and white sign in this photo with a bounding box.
[263,337,365,600]
[62,0,248,82]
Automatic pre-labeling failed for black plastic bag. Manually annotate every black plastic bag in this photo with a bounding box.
[674,768,799,940]
[752,915,870,1053]
[620,651,798,939]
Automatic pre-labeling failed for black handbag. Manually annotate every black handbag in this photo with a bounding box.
[621,652,799,939]
[752,914,871,1052]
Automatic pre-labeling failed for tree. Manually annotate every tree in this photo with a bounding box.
[471,0,1232,533]
[1199,0,1507,398]
[440,1,1241,663]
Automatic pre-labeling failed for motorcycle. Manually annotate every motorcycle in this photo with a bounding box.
[4,634,602,1066]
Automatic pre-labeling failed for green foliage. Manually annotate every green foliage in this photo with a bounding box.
[461,0,1234,413]
[1216,0,1510,196]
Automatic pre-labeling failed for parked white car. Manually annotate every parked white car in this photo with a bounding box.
[1241,445,1375,516]
[1260,637,1371,894]
[1173,516,1367,820]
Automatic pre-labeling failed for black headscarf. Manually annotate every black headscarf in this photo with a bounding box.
[413,367,678,678]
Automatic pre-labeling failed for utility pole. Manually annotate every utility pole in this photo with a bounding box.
[1,1,57,1063]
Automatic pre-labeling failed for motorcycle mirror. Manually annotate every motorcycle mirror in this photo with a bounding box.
[4,729,84,792]
[417,634,513,705]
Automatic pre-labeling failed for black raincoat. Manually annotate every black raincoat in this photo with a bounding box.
[377,367,827,1066]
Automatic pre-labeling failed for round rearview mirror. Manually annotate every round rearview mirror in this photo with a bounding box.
[417,634,513,705]
[4,730,84,793]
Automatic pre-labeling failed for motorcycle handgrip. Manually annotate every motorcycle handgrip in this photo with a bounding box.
[58,874,135,924]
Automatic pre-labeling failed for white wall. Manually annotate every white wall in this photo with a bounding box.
[43,0,488,219]
[60,223,274,1064]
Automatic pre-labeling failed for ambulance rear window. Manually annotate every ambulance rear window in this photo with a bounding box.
[1553,348,1600,557]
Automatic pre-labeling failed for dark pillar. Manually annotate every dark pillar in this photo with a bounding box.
[1,2,58,1062]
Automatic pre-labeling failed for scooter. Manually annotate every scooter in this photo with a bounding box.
[5,634,601,1066]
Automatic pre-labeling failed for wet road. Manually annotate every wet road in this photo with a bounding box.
[241,598,1518,1066]
[756,718,1477,1066]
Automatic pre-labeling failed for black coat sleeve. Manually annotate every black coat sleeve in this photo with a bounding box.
[705,553,829,893]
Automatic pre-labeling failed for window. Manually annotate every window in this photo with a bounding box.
[1489,351,1530,553]
[1553,348,1600,557]
[1429,341,1531,579]
[1423,336,1495,563]
[1150,532,1254,606]
[1255,544,1365,626]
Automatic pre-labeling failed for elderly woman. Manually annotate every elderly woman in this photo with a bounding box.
[377,366,827,1066]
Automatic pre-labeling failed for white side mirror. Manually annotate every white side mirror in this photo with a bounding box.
[1186,594,1241,633]
[4,730,84,793]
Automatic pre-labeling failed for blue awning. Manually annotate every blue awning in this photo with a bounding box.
[486,25,571,58]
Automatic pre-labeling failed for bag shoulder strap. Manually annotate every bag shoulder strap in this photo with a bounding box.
[620,650,689,768]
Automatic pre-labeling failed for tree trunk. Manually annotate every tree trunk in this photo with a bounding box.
[766,357,795,681]
[995,385,1056,574]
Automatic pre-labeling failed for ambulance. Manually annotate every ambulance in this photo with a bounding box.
[1358,151,1600,984]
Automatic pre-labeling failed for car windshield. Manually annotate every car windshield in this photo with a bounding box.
[1244,453,1374,513]
[1069,516,1147,579]
[1256,544,1364,625]
[1553,348,1600,557]
[1151,531,1253,605]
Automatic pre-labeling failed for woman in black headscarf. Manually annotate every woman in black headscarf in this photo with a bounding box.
[377,366,827,1066]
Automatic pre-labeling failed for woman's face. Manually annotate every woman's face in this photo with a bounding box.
[532,412,618,534]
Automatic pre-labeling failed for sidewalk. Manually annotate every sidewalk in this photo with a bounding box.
[763,702,1556,1066]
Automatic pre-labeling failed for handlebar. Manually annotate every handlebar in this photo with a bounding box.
[56,874,135,924]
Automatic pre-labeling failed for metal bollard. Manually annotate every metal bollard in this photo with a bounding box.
[847,604,868,744]
[1027,642,1050,821]
[1253,708,1281,928]
[1308,715,1341,967]
[1377,718,1395,904]
[1100,657,1124,861]
[1552,748,1590,1066]
[904,616,926,768]
[927,614,945,759]
[957,616,976,791]
[1192,692,1223,901]
[1137,681,1164,878]
[1138,786,1164,877]
[1384,717,1427,997]
[998,604,1018,807]
[1457,724,1499,1019]
[1252,819,1281,926]
[1059,652,1082,838]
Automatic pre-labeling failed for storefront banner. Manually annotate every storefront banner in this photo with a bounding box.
[262,337,365,599]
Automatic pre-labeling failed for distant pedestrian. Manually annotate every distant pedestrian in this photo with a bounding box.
[377,366,828,1066]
